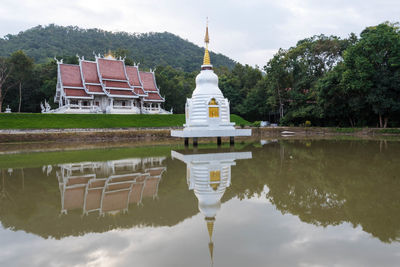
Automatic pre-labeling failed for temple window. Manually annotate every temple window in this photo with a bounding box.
[122,101,126,107]
[208,98,219,118]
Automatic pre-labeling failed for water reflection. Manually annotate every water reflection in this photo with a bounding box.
[0,140,400,266]
[57,158,165,216]
[171,150,252,264]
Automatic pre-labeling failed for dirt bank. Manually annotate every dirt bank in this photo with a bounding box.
[0,126,399,144]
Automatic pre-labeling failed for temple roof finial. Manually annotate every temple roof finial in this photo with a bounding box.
[105,49,115,60]
[203,18,211,66]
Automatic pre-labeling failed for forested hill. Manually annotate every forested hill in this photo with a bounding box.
[0,24,235,72]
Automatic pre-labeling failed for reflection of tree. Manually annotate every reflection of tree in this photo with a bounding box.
[0,169,13,203]
[254,140,400,243]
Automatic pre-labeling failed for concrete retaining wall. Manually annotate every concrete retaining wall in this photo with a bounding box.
[0,127,399,143]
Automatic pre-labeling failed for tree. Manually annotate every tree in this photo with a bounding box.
[317,63,365,127]
[8,50,34,112]
[342,23,400,128]
[218,63,263,120]
[0,57,12,113]
[264,49,291,121]
[112,48,134,66]
[263,35,353,125]
[155,65,196,113]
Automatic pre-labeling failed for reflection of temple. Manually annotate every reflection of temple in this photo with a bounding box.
[57,157,166,216]
[172,150,252,265]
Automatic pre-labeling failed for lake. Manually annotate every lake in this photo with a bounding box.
[0,139,399,267]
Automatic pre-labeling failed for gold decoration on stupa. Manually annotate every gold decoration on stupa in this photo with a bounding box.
[203,19,211,65]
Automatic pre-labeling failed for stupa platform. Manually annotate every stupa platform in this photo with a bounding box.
[171,128,251,138]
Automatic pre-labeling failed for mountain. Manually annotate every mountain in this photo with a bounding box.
[0,24,236,72]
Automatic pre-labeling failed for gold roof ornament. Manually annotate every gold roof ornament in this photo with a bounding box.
[203,19,211,65]
[105,49,115,59]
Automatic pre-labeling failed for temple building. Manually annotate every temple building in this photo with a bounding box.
[171,149,252,265]
[44,53,170,114]
[56,157,166,216]
[171,24,251,144]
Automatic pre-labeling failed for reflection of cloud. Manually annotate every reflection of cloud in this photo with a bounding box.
[1,0,400,66]
[1,195,399,267]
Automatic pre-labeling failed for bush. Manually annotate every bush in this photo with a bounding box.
[252,121,261,127]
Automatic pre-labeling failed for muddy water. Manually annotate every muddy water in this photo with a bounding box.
[0,139,399,267]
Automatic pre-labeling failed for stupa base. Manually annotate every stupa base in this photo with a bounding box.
[170,128,251,138]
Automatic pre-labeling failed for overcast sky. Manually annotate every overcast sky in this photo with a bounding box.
[0,0,399,67]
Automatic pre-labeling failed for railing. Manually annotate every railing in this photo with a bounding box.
[142,107,161,111]
[112,105,137,110]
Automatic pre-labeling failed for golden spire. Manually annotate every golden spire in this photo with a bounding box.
[203,18,211,65]
[206,217,215,265]
[204,20,210,44]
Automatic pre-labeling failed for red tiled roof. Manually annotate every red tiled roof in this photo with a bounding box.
[103,80,131,88]
[81,61,100,83]
[126,66,142,87]
[98,58,127,80]
[139,71,158,91]
[144,92,163,101]
[134,87,146,95]
[107,89,135,96]
[86,85,104,93]
[64,88,90,97]
[60,64,83,87]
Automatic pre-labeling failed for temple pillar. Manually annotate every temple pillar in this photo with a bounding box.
[78,100,82,109]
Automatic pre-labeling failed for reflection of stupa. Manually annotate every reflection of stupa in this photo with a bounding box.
[172,150,252,265]
[57,157,166,216]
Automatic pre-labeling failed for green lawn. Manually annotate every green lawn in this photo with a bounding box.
[0,113,250,129]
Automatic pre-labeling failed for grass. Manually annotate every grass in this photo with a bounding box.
[334,127,359,133]
[0,113,251,129]
[378,128,400,134]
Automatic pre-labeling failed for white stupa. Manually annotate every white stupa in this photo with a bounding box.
[171,24,251,143]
